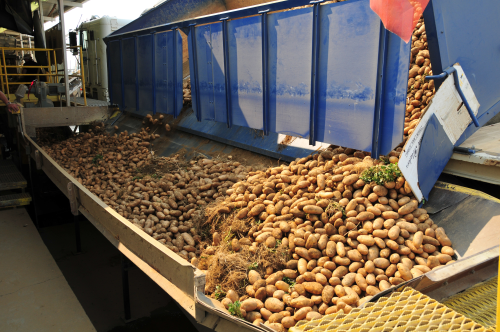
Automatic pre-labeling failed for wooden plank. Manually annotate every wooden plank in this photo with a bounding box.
[78,206,196,316]
[22,106,110,128]
[27,136,197,300]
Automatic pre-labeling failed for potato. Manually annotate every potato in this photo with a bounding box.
[435,227,452,246]
[397,263,413,281]
[353,232,372,245]
[275,281,290,292]
[413,231,423,249]
[437,254,452,264]
[365,285,380,296]
[227,290,239,303]
[291,296,314,308]
[298,258,308,275]
[441,246,454,256]
[347,249,363,262]
[315,273,328,286]
[303,282,324,295]
[282,316,296,328]
[373,185,388,197]
[293,306,312,320]
[246,311,262,323]
[231,238,241,252]
[382,211,399,220]
[398,201,418,215]
[269,312,284,323]
[241,298,259,312]
[265,298,285,313]
[379,280,391,291]
[249,270,262,285]
[373,258,390,269]
[303,205,324,214]
[388,226,400,240]
[221,298,232,309]
[267,271,284,285]
[355,273,368,291]
[427,256,441,269]
[267,323,285,332]
[321,285,335,304]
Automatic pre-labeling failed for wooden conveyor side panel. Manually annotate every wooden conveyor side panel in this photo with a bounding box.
[27,136,197,302]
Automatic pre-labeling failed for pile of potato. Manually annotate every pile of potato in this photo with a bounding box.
[209,147,454,330]
[183,79,192,106]
[405,18,435,140]
[41,125,249,261]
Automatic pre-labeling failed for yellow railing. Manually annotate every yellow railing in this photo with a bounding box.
[0,46,87,106]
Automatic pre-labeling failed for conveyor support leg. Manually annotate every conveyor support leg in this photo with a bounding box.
[121,254,132,321]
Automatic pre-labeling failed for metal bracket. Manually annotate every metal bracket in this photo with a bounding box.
[34,150,42,170]
[453,146,482,155]
[67,182,80,216]
[426,66,480,127]
[194,270,206,295]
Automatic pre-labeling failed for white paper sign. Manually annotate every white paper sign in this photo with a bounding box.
[398,64,480,202]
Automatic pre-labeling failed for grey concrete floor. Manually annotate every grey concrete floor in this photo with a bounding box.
[38,216,200,332]
[0,208,95,332]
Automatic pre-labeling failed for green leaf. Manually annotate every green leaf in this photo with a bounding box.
[248,262,258,270]
[228,301,243,318]
[360,162,402,186]
[214,285,226,301]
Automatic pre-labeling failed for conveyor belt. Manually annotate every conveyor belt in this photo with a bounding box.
[290,288,492,332]
[442,277,497,331]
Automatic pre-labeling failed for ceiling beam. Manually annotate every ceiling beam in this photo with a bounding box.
[43,16,56,21]
[44,0,83,8]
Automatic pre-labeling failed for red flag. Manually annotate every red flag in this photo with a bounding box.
[370,0,429,43]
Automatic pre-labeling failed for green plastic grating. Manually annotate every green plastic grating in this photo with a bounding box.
[442,277,497,331]
[289,287,494,332]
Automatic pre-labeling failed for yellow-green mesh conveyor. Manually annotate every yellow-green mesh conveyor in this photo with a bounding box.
[289,287,494,332]
[442,277,497,331]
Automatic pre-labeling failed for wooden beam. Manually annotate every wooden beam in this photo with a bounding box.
[45,0,83,7]
[22,106,110,128]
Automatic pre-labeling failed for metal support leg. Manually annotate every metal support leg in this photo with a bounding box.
[121,254,132,321]
[74,214,81,254]
[28,155,39,229]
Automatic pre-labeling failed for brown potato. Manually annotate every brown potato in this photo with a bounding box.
[303,282,324,295]
[265,298,285,313]
[290,296,314,309]
[241,299,259,312]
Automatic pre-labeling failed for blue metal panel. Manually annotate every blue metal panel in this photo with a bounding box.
[108,41,122,109]
[191,23,227,122]
[122,38,137,113]
[226,15,264,130]
[424,0,500,146]
[175,30,183,118]
[136,35,154,116]
[184,0,409,156]
[268,8,312,137]
[155,30,183,117]
[417,114,454,201]
[155,32,169,115]
[376,26,409,155]
[315,0,379,152]
[107,0,410,157]
[188,26,201,120]
[194,24,217,120]
[175,111,312,162]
